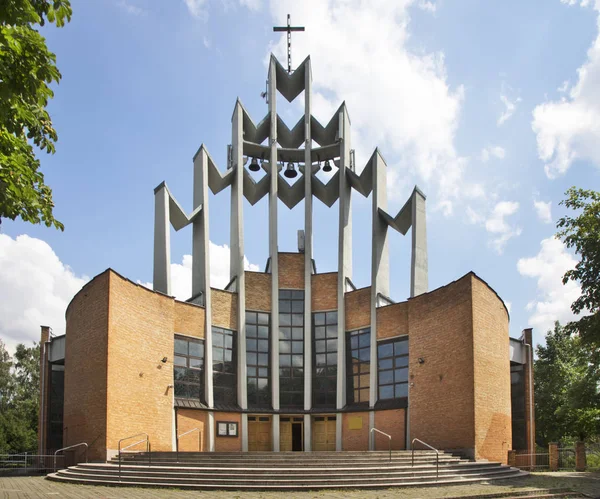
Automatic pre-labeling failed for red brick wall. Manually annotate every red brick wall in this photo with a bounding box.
[174,301,205,339]
[214,412,242,452]
[408,276,475,456]
[279,253,304,289]
[176,409,207,452]
[342,412,369,450]
[106,273,174,455]
[345,288,370,331]
[63,272,110,461]
[377,302,408,339]
[374,409,406,450]
[246,272,271,311]
[472,276,511,463]
[312,273,337,311]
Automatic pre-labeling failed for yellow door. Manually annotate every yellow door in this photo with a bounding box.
[313,416,336,451]
[248,416,272,452]
[280,418,292,451]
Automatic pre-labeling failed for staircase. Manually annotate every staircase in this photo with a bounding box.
[47,450,527,490]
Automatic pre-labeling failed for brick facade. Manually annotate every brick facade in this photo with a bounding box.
[58,258,520,463]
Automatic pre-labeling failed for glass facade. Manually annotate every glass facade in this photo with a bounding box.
[174,335,205,401]
[313,311,338,408]
[346,328,370,405]
[246,311,271,408]
[279,290,304,408]
[212,326,236,405]
[377,337,408,400]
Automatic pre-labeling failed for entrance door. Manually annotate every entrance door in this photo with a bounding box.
[248,416,271,451]
[280,416,303,451]
[313,416,336,451]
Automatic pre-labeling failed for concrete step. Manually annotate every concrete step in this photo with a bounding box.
[46,468,528,490]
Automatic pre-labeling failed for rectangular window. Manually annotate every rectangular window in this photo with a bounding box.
[246,311,271,408]
[174,335,205,402]
[212,326,236,406]
[377,337,408,401]
[313,311,338,408]
[279,289,304,408]
[346,328,370,405]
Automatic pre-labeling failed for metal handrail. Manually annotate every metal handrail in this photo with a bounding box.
[411,438,439,480]
[176,428,202,462]
[370,428,392,462]
[53,442,88,472]
[118,433,149,482]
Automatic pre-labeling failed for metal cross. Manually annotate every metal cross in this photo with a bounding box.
[273,14,305,74]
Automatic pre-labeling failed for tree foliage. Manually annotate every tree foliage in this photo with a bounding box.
[0,0,72,230]
[534,322,600,446]
[557,187,600,354]
[0,339,40,453]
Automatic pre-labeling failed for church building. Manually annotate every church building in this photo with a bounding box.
[37,39,535,465]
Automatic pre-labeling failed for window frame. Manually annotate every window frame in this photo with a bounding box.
[312,310,338,408]
[278,289,305,408]
[245,310,271,409]
[345,327,371,406]
[173,335,205,402]
[376,336,409,401]
[212,326,237,406]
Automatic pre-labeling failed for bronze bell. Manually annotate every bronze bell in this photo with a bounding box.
[322,160,333,172]
[284,162,297,178]
[249,157,260,172]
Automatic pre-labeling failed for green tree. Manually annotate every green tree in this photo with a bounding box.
[0,340,40,453]
[0,0,72,230]
[535,322,600,445]
[557,187,600,355]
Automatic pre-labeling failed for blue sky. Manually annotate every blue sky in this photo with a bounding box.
[1,0,600,353]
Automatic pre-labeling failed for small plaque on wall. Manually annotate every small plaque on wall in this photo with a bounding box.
[348,416,363,430]
[217,421,238,437]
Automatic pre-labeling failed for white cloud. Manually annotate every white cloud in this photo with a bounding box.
[466,206,484,225]
[481,145,506,162]
[533,200,552,224]
[517,237,581,339]
[117,0,146,16]
[497,93,521,126]
[557,80,570,93]
[167,243,260,300]
[417,0,436,12]
[184,0,209,20]
[485,201,522,253]
[532,1,600,178]
[267,0,470,215]
[240,0,262,10]
[0,234,88,354]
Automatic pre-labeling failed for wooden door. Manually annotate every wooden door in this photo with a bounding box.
[313,416,336,451]
[280,418,292,451]
[248,416,271,452]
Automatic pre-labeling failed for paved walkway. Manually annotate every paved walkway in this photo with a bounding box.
[0,473,599,499]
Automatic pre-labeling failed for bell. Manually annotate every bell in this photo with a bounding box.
[284,162,297,179]
[249,157,260,172]
[322,160,332,172]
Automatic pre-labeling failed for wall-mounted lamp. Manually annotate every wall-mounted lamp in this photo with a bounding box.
[418,357,425,364]
[161,357,168,363]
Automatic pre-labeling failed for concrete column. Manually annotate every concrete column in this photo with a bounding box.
[241,414,248,453]
[207,412,215,452]
[268,58,281,452]
[336,413,343,452]
[370,151,389,410]
[193,148,214,423]
[303,60,313,435]
[368,411,375,451]
[38,326,51,455]
[153,183,171,295]
[521,328,536,456]
[231,103,248,447]
[336,105,352,451]
[576,441,586,472]
[410,188,428,298]
[549,442,558,471]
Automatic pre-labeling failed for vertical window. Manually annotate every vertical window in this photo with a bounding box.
[212,327,236,405]
[346,328,370,405]
[246,311,271,408]
[377,337,408,401]
[174,336,205,401]
[279,290,304,408]
[313,311,338,407]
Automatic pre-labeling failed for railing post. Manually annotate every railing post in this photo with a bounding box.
[549,442,558,471]
[576,441,586,472]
